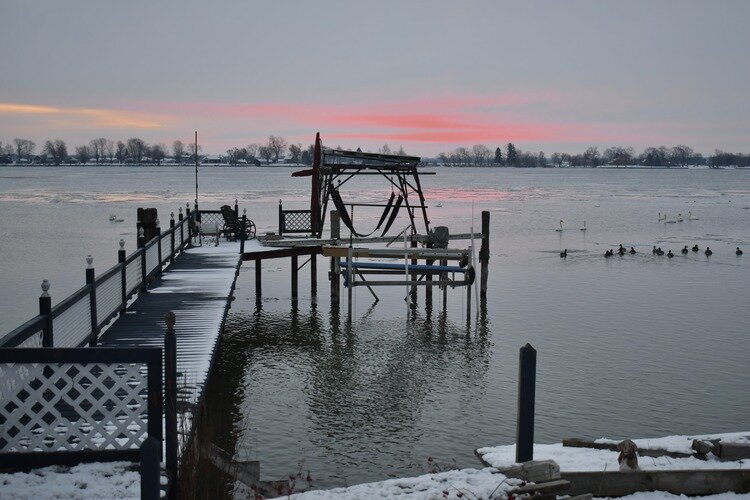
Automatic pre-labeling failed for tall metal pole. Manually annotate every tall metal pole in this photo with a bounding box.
[194,131,199,213]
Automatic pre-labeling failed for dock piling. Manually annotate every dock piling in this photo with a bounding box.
[291,255,298,302]
[39,280,52,347]
[480,211,490,301]
[516,343,537,463]
[118,239,127,314]
[255,259,261,295]
[164,312,178,492]
[86,255,98,346]
[310,252,317,296]
[330,210,341,304]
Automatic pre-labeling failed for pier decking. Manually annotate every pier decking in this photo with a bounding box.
[98,242,244,407]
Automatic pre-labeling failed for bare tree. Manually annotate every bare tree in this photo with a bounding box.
[43,139,67,165]
[115,141,127,163]
[75,145,92,164]
[89,138,108,164]
[288,143,302,164]
[126,137,147,163]
[670,145,694,167]
[472,144,491,165]
[150,143,167,165]
[258,145,273,164]
[13,138,36,162]
[378,144,392,155]
[603,146,635,166]
[104,139,114,162]
[395,145,406,156]
[172,140,186,163]
[300,144,314,165]
[266,135,288,163]
[246,143,259,159]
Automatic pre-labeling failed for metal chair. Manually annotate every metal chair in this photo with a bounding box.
[220,205,256,241]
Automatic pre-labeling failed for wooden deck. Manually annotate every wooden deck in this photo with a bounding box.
[98,241,244,407]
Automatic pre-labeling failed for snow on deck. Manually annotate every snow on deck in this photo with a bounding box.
[98,241,243,421]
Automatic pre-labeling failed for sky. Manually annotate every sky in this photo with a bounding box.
[1,0,749,156]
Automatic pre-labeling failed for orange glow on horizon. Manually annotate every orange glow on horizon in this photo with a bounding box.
[0,102,165,129]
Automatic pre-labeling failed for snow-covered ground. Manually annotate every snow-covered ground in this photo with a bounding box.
[477,431,750,472]
[0,462,142,500]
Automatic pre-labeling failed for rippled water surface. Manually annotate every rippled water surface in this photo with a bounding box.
[1,166,749,491]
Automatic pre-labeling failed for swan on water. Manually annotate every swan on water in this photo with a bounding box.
[677,213,683,222]
[555,220,563,232]
[688,211,699,220]
[658,212,667,221]
[580,221,587,231]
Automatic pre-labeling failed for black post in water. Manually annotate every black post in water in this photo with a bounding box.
[516,343,537,463]
[164,312,178,492]
[39,280,52,347]
[118,240,127,314]
[85,256,98,346]
[291,254,298,302]
[140,437,160,500]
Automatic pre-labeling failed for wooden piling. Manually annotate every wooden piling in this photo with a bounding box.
[255,259,261,295]
[85,256,97,346]
[310,252,317,296]
[516,343,537,463]
[118,240,127,314]
[480,211,490,301]
[291,255,298,302]
[39,280,52,347]
[410,239,418,306]
[164,312,178,491]
[330,210,341,304]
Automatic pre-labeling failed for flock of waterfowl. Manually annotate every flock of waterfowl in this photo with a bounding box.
[560,244,743,259]
[556,213,744,259]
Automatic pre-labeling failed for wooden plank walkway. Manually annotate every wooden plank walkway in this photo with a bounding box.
[98,242,245,408]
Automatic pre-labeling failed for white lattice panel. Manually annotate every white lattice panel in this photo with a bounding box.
[125,259,142,295]
[0,362,149,452]
[96,273,122,325]
[53,297,92,348]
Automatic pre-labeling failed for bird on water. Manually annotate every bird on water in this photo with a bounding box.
[737,247,743,256]
[629,247,636,254]
[560,249,567,258]
[681,246,688,254]
[705,247,713,256]
[667,250,674,258]
[692,244,699,252]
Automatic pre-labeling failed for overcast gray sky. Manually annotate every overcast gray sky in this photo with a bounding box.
[1,0,748,155]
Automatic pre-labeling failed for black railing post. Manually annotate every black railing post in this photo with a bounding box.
[156,219,162,275]
[516,343,537,463]
[39,279,53,347]
[170,212,175,264]
[138,227,147,291]
[278,200,283,236]
[185,203,191,240]
[240,210,247,254]
[86,255,98,346]
[119,239,127,314]
[140,437,160,500]
[178,207,184,249]
[164,311,178,491]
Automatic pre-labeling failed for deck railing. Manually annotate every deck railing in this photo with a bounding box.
[279,202,313,236]
[0,210,191,349]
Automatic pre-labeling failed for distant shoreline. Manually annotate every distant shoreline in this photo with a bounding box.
[0,163,747,169]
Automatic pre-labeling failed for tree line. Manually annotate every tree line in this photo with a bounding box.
[0,135,315,166]
[434,143,750,168]
[2,135,749,168]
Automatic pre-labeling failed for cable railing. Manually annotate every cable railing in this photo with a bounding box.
[0,209,192,348]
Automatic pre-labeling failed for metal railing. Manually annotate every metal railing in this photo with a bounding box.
[0,210,191,348]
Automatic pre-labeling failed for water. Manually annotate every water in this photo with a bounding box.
[1,166,749,491]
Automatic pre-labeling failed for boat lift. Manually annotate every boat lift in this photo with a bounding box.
[322,245,475,320]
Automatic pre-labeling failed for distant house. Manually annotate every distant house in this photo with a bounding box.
[202,155,224,165]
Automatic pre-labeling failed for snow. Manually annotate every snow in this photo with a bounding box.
[477,432,750,473]
[0,462,142,499]
[273,468,520,500]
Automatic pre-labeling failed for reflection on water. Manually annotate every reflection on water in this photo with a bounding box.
[199,294,493,492]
